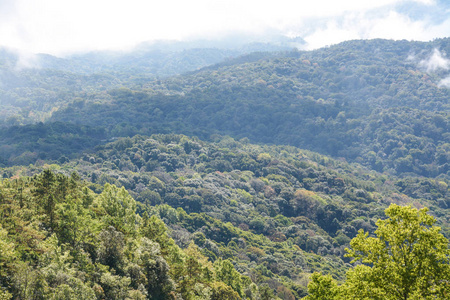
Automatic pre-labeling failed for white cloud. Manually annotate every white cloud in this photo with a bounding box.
[439,76,450,88]
[367,11,427,40]
[412,0,435,4]
[302,18,361,49]
[0,0,448,55]
[303,6,450,49]
[419,49,450,72]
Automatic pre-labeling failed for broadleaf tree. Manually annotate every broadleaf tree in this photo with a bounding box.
[306,204,450,299]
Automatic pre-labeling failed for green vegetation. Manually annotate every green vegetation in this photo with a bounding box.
[1,39,448,177]
[306,204,450,299]
[0,170,279,299]
[0,122,105,166]
[0,39,288,125]
[1,134,448,298]
[0,38,449,299]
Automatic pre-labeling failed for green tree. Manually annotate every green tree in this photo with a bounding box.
[0,289,12,300]
[98,226,125,271]
[304,273,339,300]
[99,272,131,300]
[140,215,174,256]
[33,169,57,230]
[259,283,275,300]
[97,184,139,234]
[214,259,243,297]
[210,281,240,300]
[343,204,450,299]
[0,225,15,297]
[174,243,214,299]
[137,237,175,299]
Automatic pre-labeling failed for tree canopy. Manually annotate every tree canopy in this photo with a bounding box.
[306,204,450,299]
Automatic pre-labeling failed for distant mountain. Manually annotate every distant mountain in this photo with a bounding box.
[48,38,449,178]
[1,35,301,76]
[0,37,449,299]
[50,40,299,77]
[0,36,299,124]
[0,38,448,177]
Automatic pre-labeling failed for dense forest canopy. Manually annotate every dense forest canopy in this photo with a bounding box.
[306,204,450,299]
[0,170,268,299]
[1,39,448,178]
[1,134,448,299]
[0,38,449,299]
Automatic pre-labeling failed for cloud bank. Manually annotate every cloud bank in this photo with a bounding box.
[416,48,450,88]
[439,76,450,88]
[0,0,449,55]
[419,49,450,72]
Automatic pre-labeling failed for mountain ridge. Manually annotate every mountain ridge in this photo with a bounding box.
[0,37,449,299]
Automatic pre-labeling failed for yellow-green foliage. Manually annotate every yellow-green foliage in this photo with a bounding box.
[306,204,450,299]
[0,170,258,300]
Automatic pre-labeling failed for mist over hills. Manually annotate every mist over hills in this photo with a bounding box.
[0,36,298,123]
[50,38,450,178]
[0,37,449,299]
[1,38,449,178]
[1,35,301,75]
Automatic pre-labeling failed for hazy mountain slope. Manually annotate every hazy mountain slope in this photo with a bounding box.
[0,63,121,124]
[50,39,449,177]
[0,38,295,126]
[42,37,299,76]
[0,122,105,166]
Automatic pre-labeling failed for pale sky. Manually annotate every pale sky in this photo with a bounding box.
[0,0,449,56]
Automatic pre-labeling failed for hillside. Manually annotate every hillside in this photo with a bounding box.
[0,170,271,299]
[0,38,449,299]
[3,134,448,298]
[48,39,449,177]
[1,39,448,178]
[0,38,293,125]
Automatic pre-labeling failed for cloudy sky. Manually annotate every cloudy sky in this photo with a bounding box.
[0,0,449,56]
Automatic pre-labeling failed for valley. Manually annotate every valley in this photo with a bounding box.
[0,38,448,299]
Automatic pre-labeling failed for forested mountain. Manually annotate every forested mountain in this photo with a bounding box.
[51,38,295,76]
[1,134,448,299]
[0,37,294,125]
[0,38,449,299]
[3,38,446,177]
[0,170,267,299]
